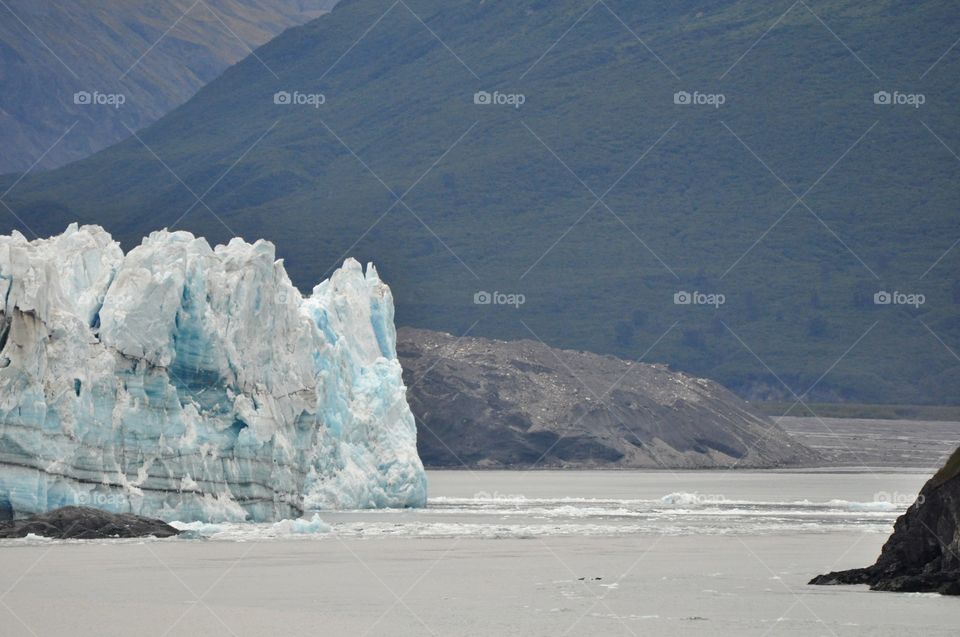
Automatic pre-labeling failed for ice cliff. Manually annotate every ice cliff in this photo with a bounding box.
[0,224,426,522]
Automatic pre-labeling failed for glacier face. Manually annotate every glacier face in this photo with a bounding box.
[0,224,426,522]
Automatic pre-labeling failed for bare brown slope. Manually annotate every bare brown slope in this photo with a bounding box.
[398,328,819,469]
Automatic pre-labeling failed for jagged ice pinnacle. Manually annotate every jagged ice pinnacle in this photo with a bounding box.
[0,224,427,522]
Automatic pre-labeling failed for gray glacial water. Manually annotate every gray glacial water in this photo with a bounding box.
[1,470,956,636]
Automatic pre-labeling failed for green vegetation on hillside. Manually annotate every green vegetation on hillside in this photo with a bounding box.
[0,0,332,172]
[3,0,958,403]
[932,446,960,486]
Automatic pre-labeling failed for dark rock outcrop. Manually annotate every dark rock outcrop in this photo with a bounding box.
[398,328,819,469]
[810,446,960,595]
[0,506,180,539]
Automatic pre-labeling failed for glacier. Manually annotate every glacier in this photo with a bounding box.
[0,224,427,522]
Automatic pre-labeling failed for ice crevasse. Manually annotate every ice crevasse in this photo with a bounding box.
[0,224,427,522]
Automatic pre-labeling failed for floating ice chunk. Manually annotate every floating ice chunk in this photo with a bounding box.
[825,499,898,512]
[660,492,726,506]
[271,513,332,535]
[169,520,226,537]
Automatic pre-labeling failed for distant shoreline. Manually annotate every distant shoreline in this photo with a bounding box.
[423,415,959,473]
[422,466,938,474]
[753,402,960,421]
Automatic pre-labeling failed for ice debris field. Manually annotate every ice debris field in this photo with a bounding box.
[0,224,426,522]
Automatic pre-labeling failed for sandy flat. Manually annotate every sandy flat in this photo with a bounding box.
[777,417,960,468]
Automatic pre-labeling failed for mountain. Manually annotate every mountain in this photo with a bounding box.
[398,327,819,468]
[2,0,958,404]
[0,0,336,173]
[811,446,960,594]
[0,225,424,522]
